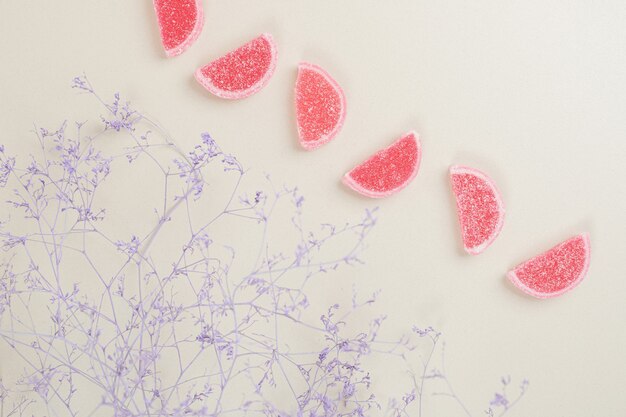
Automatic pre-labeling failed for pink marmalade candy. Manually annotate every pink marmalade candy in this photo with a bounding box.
[343,132,421,198]
[295,62,346,150]
[194,33,277,99]
[153,0,204,57]
[449,165,505,254]
[508,234,590,299]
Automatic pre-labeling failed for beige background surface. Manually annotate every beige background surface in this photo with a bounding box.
[1,0,625,415]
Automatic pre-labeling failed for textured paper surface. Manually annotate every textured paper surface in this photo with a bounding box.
[0,1,625,415]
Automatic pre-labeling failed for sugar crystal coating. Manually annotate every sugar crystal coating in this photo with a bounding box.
[195,34,277,99]
[343,132,421,198]
[153,0,204,57]
[449,166,504,254]
[295,63,346,150]
[508,234,590,299]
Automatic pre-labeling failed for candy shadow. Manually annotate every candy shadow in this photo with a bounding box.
[284,65,302,152]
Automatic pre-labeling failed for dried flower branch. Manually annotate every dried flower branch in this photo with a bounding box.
[0,77,527,417]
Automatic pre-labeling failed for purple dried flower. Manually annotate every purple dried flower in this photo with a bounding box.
[0,77,528,417]
[115,235,141,257]
[490,393,509,408]
[0,154,15,187]
[71,75,92,92]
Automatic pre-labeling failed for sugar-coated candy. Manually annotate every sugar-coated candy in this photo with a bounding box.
[195,34,277,99]
[508,234,590,299]
[153,0,204,57]
[295,62,346,150]
[343,132,421,198]
[449,165,505,254]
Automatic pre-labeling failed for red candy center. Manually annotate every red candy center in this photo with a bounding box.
[451,172,500,250]
[515,237,587,294]
[154,0,198,50]
[200,37,273,92]
[296,68,342,143]
[349,135,419,193]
